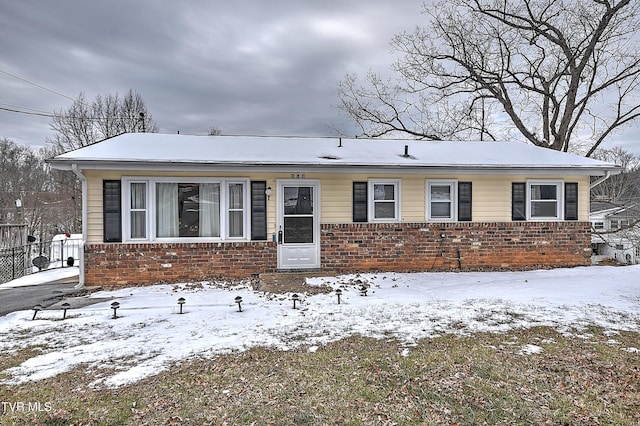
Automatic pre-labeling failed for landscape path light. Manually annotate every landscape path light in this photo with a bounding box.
[177,297,186,314]
[32,304,43,321]
[61,302,70,320]
[292,293,300,309]
[335,288,342,304]
[235,296,243,312]
[111,301,120,319]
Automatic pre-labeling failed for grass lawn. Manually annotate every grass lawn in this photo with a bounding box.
[1,327,639,425]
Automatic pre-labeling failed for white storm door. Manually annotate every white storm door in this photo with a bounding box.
[277,180,320,269]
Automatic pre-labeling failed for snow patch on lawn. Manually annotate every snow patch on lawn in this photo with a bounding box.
[0,265,638,389]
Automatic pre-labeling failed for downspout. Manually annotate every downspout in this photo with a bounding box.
[71,164,87,289]
[590,171,611,189]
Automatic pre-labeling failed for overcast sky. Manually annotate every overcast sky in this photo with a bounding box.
[1,1,425,148]
[2,1,639,156]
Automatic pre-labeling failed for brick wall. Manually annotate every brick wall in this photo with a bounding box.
[320,222,592,273]
[84,241,277,286]
[84,222,591,286]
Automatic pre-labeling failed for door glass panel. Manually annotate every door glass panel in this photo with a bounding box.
[284,217,314,243]
[284,187,313,215]
[283,186,314,244]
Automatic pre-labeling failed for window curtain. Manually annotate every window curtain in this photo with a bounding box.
[200,183,220,237]
[156,183,178,237]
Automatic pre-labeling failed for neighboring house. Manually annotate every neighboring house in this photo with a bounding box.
[47,134,620,287]
[590,202,640,265]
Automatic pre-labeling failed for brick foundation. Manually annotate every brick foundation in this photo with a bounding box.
[321,222,592,273]
[84,222,591,286]
[84,241,277,286]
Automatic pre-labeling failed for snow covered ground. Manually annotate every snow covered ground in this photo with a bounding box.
[0,265,638,389]
[0,267,79,289]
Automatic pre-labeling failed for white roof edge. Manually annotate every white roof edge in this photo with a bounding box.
[47,133,622,174]
[49,161,617,177]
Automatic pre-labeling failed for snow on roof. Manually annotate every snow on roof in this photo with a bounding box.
[49,133,619,174]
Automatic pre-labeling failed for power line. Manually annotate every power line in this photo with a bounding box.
[0,105,148,122]
[0,67,77,102]
[0,102,52,115]
[0,105,54,118]
[0,69,150,124]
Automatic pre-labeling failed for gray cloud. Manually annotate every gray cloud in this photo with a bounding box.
[1,1,422,147]
[2,1,638,157]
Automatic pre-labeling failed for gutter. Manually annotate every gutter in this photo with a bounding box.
[51,159,616,177]
[590,171,611,189]
[71,164,87,289]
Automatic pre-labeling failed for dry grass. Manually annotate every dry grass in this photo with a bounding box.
[1,327,639,425]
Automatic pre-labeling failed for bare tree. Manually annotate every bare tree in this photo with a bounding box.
[48,89,157,153]
[590,147,640,262]
[338,0,640,155]
[0,138,68,239]
[591,147,640,202]
[208,126,222,136]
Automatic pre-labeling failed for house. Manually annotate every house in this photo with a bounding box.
[47,133,620,287]
[590,202,640,264]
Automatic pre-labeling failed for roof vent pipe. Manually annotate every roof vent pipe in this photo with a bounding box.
[338,137,342,147]
[404,145,409,157]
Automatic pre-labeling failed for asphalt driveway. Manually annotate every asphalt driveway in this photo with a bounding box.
[0,282,86,316]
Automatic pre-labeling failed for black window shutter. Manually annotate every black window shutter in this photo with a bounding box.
[103,180,122,242]
[251,181,268,240]
[353,182,368,222]
[512,182,526,221]
[564,182,578,220]
[458,182,472,221]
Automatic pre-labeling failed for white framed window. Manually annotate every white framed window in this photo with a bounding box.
[127,181,149,240]
[227,182,246,239]
[122,177,249,242]
[593,221,605,230]
[527,180,563,220]
[427,180,457,221]
[610,219,620,230]
[368,179,400,222]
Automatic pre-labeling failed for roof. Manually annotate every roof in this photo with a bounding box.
[48,133,620,175]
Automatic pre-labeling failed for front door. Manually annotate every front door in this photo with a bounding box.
[277,180,320,269]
